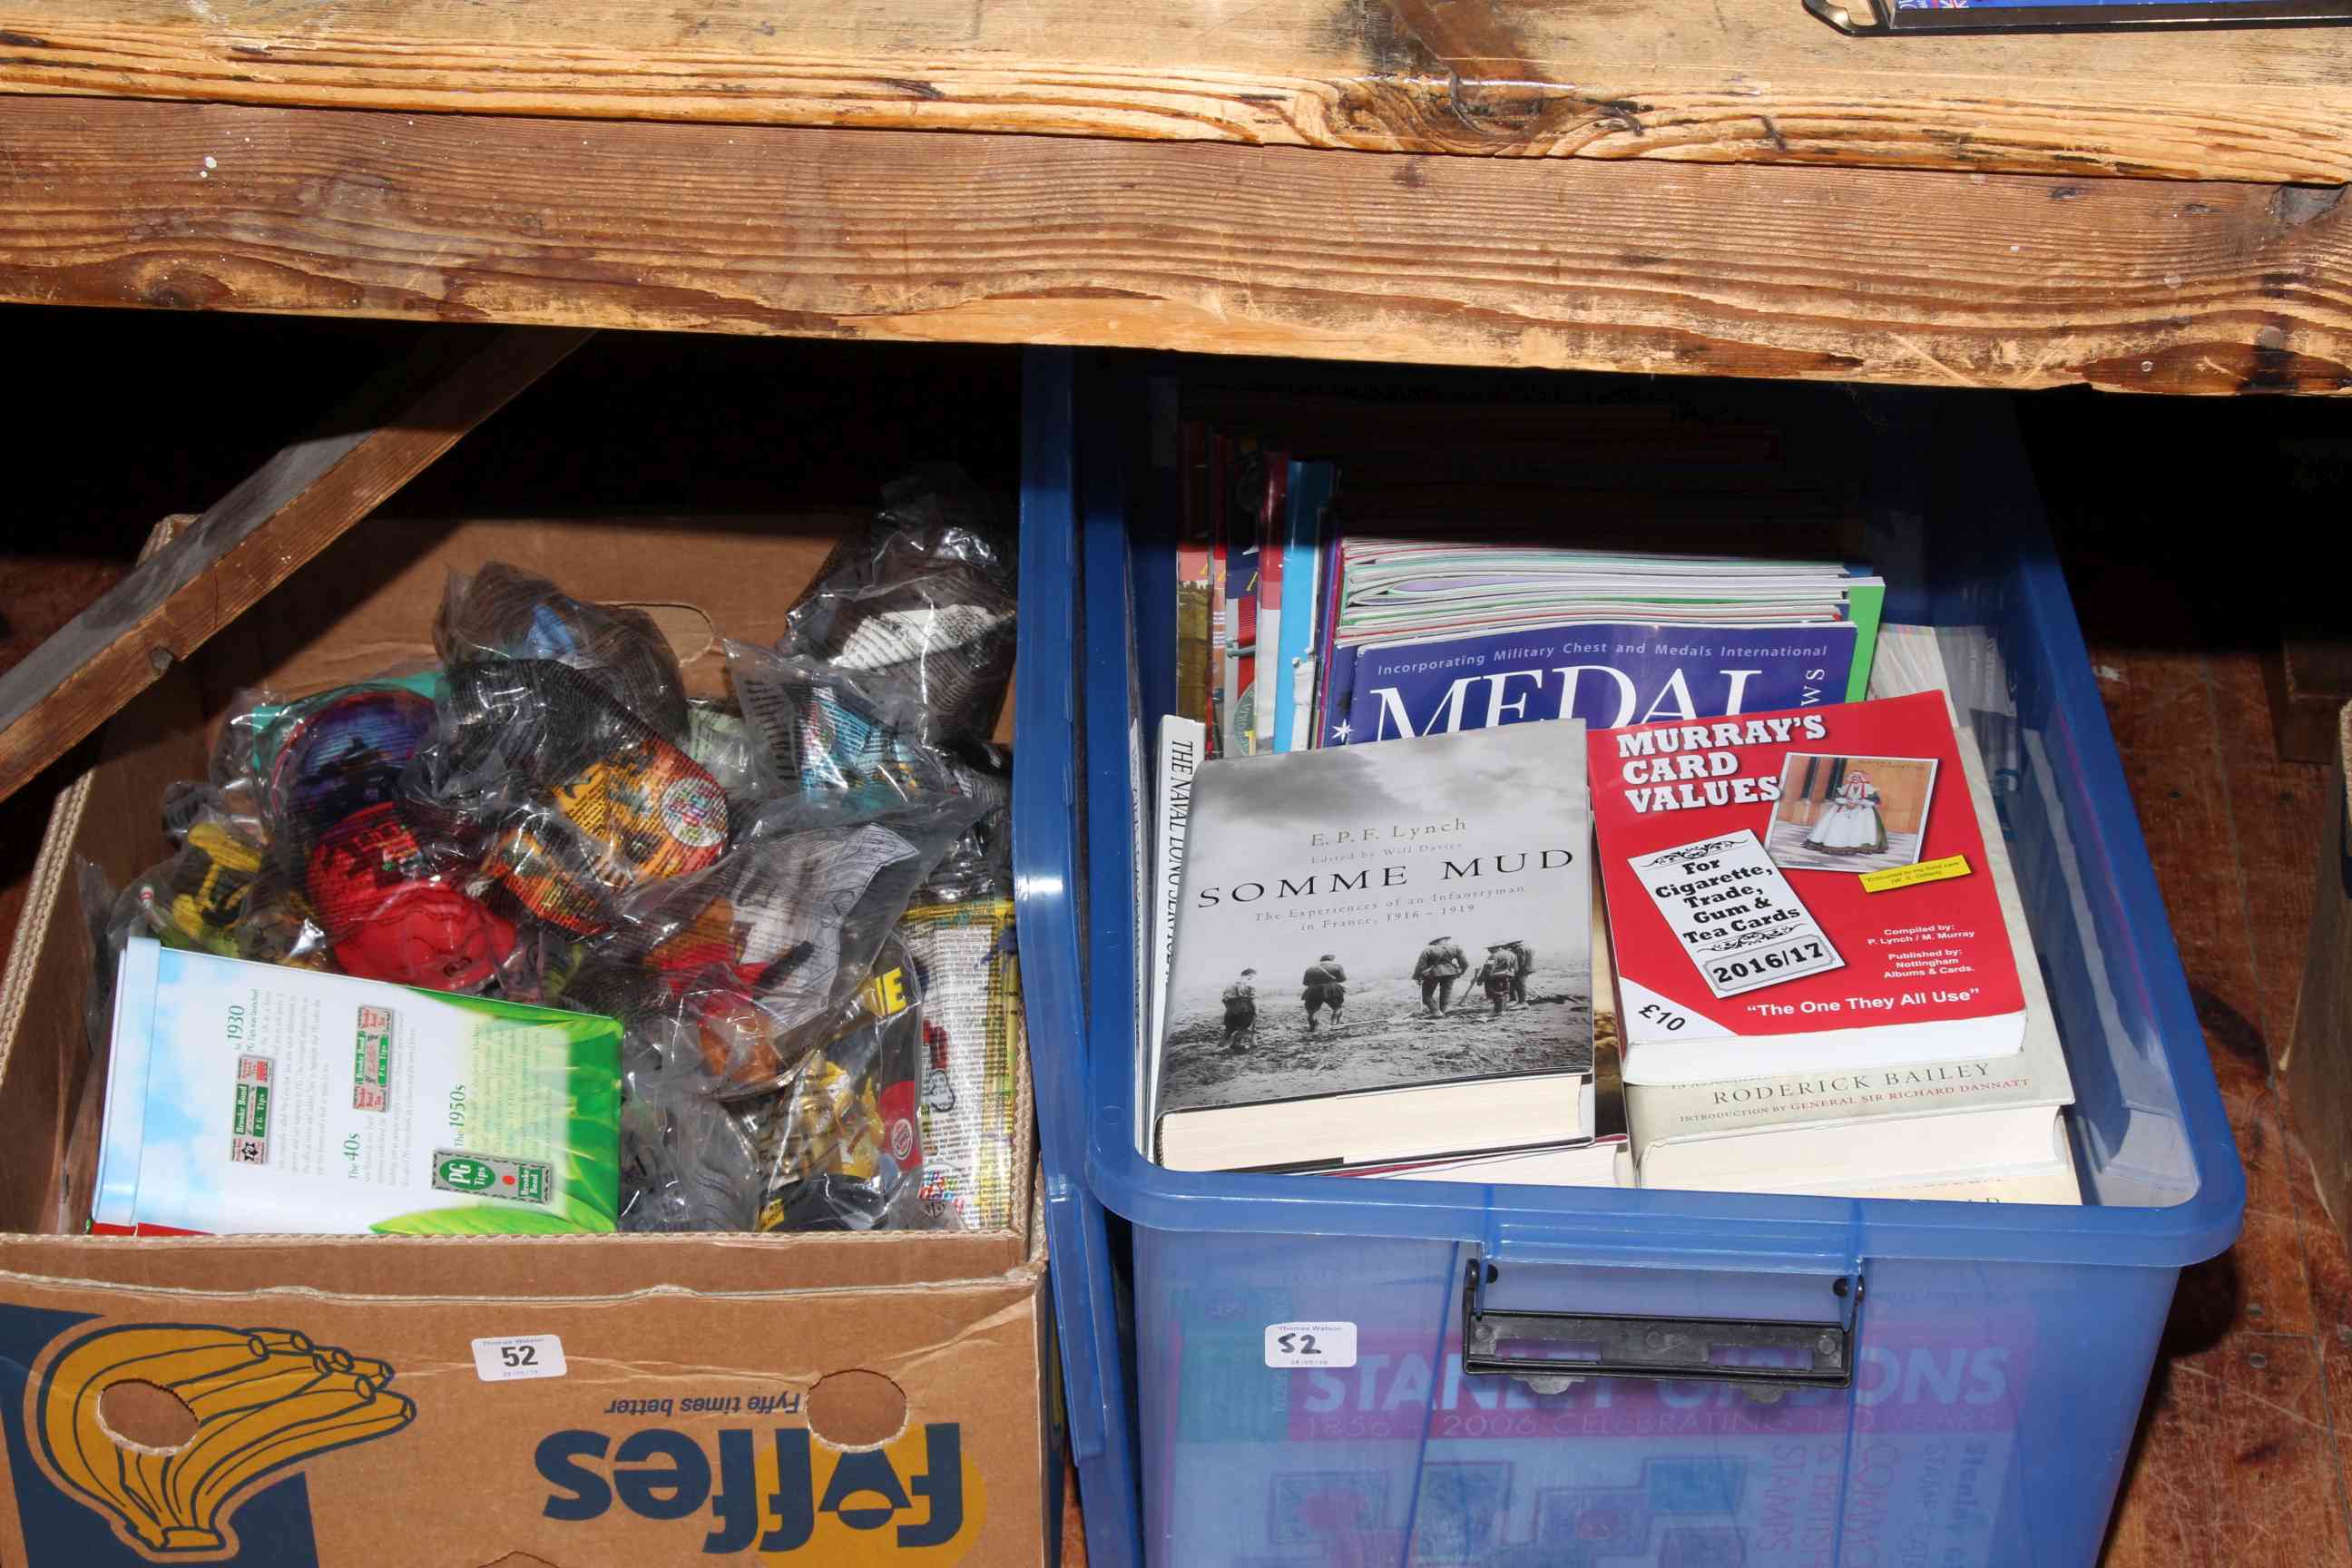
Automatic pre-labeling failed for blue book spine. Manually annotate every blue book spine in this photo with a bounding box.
[1337,622,1858,744]
[1272,461,1337,752]
[1317,641,1366,746]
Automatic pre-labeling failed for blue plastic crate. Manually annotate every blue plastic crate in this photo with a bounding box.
[1012,353,2243,1568]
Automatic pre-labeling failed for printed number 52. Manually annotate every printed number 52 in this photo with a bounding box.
[1277,1332,1320,1357]
[499,1344,539,1368]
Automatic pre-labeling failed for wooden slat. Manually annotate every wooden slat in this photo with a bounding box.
[1,97,2348,396]
[1,0,2350,183]
[0,324,587,805]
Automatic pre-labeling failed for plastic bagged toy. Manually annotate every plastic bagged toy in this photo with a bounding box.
[750,933,930,1232]
[132,808,267,958]
[216,672,446,789]
[725,643,967,833]
[590,799,982,1095]
[779,467,1017,741]
[239,683,514,990]
[437,562,691,743]
[416,658,730,936]
[941,740,1013,872]
[900,880,1024,1231]
[587,975,767,1234]
[683,701,760,800]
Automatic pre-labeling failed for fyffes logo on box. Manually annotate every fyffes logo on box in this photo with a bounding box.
[535,1418,985,1561]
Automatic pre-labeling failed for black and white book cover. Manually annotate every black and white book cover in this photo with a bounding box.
[1155,720,1593,1172]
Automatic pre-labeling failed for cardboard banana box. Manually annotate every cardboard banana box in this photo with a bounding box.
[0,515,1053,1567]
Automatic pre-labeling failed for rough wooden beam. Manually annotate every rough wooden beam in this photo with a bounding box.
[0,97,2345,397]
[0,324,588,805]
[0,0,2350,182]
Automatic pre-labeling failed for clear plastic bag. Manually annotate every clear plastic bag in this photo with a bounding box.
[437,561,691,744]
[77,789,279,1058]
[941,740,1014,875]
[118,799,270,959]
[900,871,1024,1230]
[590,799,982,1096]
[591,978,769,1234]
[779,467,1018,741]
[683,700,760,800]
[725,644,966,833]
[224,681,514,990]
[750,931,931,1232]
[212,672,446,794]
[414,658,730,936]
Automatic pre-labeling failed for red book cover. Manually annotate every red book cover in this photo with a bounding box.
[1240,454,1287,754]
[1587,691,2025,1085]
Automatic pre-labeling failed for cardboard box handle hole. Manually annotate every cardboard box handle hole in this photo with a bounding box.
[807,1369,907,1450]
[98,1380,200,1454]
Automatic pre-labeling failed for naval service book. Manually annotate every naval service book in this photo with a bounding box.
[1154,721,1593,1173]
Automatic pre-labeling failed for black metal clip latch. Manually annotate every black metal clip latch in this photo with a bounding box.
[1460,1259,1859,1399]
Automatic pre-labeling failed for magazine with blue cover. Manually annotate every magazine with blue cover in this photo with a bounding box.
[1823,0,2347,31]
[1321,621,1862,747]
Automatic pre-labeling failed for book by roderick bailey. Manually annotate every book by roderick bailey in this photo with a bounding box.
[1155,721,1593,1173]
[1589,691,2027,1086]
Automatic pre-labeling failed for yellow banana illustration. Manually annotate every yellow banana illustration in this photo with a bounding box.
[36,1325,416,1555]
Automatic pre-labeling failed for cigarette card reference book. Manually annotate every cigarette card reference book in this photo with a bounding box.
[97,938,623,1235]
[1589,692,2026,1086]
[1155,721,1594,1172]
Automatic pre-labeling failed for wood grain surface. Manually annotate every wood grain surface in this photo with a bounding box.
[0,0,2350,183]
[3,96,2349,394]
[0,324,585,806]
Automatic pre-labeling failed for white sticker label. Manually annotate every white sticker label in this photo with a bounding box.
[472,1335,567,1382]
[1264,1321,1357,1369]
[1628,828,1845,999]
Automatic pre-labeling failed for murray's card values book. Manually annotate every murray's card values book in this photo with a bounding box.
[1155,721,1594,1172]
[1589,692,2027,1086]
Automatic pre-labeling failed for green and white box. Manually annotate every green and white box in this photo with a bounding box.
[97,938,622,1235]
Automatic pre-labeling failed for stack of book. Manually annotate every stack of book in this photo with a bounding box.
[1591,678,2077,1202]
[1143,419,2080,1203]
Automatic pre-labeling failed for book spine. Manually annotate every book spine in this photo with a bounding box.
[1206,434,1230,756]
[1309,527,1348,748]
[1149,717,1207,1136]
[1173,423,1212,729]
[1284,463,1338,753]
[1843,580,1886,703]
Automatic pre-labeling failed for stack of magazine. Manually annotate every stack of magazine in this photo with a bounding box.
[1144,427,2079,1204]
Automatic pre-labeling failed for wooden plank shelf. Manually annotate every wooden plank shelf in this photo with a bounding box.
[1,0,2347,388]
[0,0,2349,184]
[2,95,2347,393]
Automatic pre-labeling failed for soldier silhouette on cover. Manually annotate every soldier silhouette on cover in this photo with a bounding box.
[1413,935,1467,1017]
[1221,967,1259,1050]
[1475,946,1519,1017]
[1301,954,1348,1031]
[1502,940,1534,1007]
